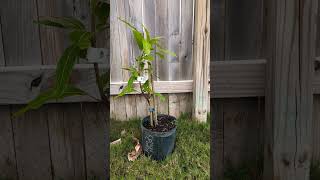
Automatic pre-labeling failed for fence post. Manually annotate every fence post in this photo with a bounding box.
[192,0,210,122]
[264,0,318,179]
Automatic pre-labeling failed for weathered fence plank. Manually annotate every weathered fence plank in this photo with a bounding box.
[0,22,5,66]
[193,0,210,122]
[264,0,317,179]
[0,0,42,65]
[168,94,179,118]
[180,0,194,79]
[211,0,225,61]
[0,106,17,179]
[12,106,52,180]
[211,99,224,179]
[110,0,126,82]
[82,103,108,179]
[47,104,86,180]
[313,95,320,162]
[125,95,137,118]
[37,0,73,65]
[225,0,264,60]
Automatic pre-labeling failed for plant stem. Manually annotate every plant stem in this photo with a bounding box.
[90,0,108,106]
[94,63,108,104]
[149,67,158,126]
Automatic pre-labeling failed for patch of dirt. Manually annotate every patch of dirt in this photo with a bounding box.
[144,115,176,132]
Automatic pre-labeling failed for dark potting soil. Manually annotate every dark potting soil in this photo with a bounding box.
[144,115,176,132]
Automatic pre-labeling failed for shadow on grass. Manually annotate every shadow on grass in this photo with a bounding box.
[110,113,210,179]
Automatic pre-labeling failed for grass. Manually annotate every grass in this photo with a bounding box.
[110,113,210,179]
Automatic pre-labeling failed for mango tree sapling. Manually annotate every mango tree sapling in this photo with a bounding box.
[117,19,176,127]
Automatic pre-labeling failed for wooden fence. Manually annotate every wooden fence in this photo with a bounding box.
[0,0,108,179]
[110,0,211,121]
[211,0,320,179]
[109,0,211,120]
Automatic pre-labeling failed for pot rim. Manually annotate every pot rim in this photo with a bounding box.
[141,114,177,137]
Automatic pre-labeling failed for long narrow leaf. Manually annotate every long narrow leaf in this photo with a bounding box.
[13,89,56,118]
[69,30,92,49]
[55,45,80,95]
[59,85,87,98]
[35,17,85,30]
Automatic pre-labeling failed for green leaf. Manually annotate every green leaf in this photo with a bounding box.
[94,2,110,25]
[55,45,80,95]
[118,18,138,31]
[144,54,154,61]
[35,17,85,30]
[117,76,137,97]
[142,39,151,54]
[143,24,151,41]
[59,85,87,98]
[119,18,144,50]
[150,36,163,45]
[133,30,144,50]
[12,89,56,118]
[69,30,92,49]
[141,80,151,93]
[155,93,165,102]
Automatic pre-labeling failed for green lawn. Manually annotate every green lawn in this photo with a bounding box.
[110,114,210,179]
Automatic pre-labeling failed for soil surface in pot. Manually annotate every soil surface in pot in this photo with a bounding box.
[144,115,176,132]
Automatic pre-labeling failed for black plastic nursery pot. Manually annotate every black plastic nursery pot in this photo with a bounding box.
[141,114,177,161]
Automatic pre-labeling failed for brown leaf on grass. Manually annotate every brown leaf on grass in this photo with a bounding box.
[128,137,142,161]
[110,138,121,145]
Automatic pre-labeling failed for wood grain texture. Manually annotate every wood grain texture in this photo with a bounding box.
[211,99,224,179]
[37,0,73,65]
[110,93,194,120]
[125,95,137,119]
[264,0,317,179]
[192,0,210,122]
[12,106,52,180]
[223,98,264,167]
[135,95,148,118]
[180,0,194,79]
[112,96,127,120]
[156,94,169,115]
[168,94,179,117]
[142,0,157,78]
[126,0,143,76]
[313,95,320,162]
[167,0,180,80]
[0,0,42,65]
[211,0,225,61]
[155,0,169,81]
[81,103,107,179]
[47,104,86,180]
[110,0,129,82]
[0,20,5,66]
[0,106,17,179]
[211,60,266,97]
[225,0,264,60]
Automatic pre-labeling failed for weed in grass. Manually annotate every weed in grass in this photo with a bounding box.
[110,114,210,179]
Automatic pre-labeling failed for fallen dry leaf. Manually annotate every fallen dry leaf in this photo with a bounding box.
[128,138,142,161]
[110,138,121,145]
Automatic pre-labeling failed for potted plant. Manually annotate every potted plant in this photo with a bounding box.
[118,19,177,161]
[13,0,110,116]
